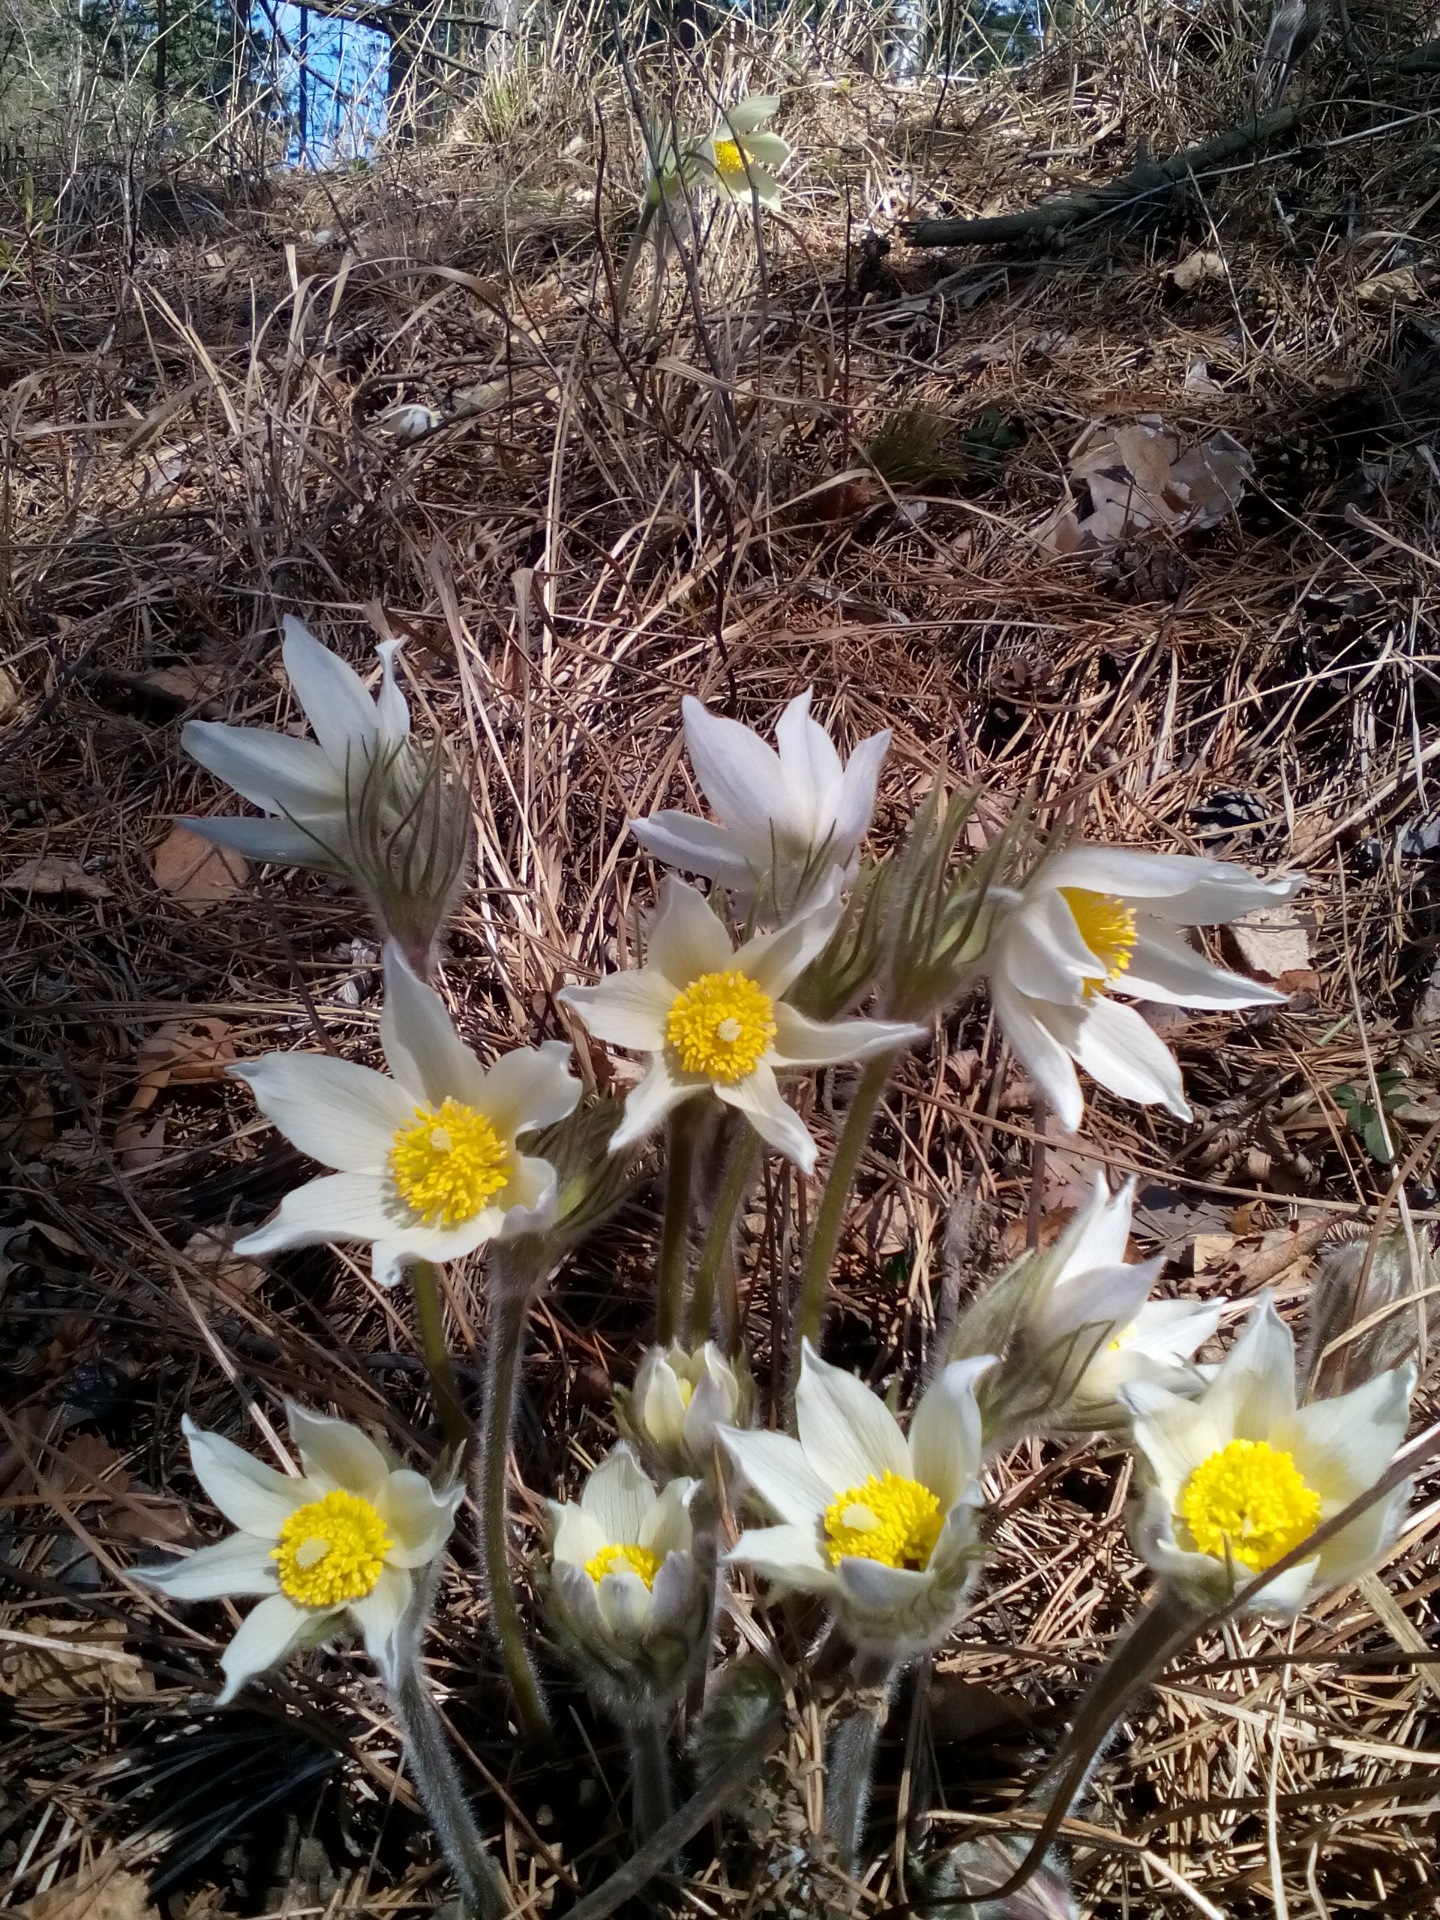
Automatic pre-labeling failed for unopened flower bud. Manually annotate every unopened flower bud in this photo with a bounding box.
[346,732,470,980]
[620,1341,752,1476]
[924,1835,1077,1919]
[1302,1228,1432,1400]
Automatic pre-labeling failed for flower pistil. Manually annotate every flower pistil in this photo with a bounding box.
[271,1489,393,1607]
[1179,1438,1321,1572]
[1060,887,1137,990]
[584,1541,664,1588]
[823,1471,943,1570]
[389,1097,512,1226]
[664,969,777,1083]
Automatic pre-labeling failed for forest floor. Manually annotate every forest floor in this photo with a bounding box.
[3,5,1440,1916]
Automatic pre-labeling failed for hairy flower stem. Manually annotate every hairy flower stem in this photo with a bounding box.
[656,1102,701,1345]
[794,1049,900,1362]
[392,1645,510,1919]
[411,1260,470,1454]
[826,1654,898,1871]
[476,1283,551,1744]
[625,1711,677,1850]
[969,1585,1206,1909]
[688,1132,759,1347]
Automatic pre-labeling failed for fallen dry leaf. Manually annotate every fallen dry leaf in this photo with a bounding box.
[1228,903,1312,980]
[1168,249,1227,291]
[129,1018,235,1112]
[0,662,21,720]
[138,663,224,703]
[151,825,249,913]
[4,857,112,901]
[1038,416,1253,554]
[115,1114,166,1171]
[20,1855,158,1920]
[1356,264,1425,306]
[1,1616,154,1703]
[47,1437,191,1546]
[183,1227,268,1297]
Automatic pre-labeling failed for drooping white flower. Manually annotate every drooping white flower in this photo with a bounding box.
[722,1343,992,1653]
[1123,1295,1415,1613]
[558,879,921,1174]
[632,691,889,918]
[625,1341,751,1476]
[232,943,579,1287]
[994,1173,1222,1436]
[547,1445,704,1693]
[182,616,411,870]
[694,96,790,210]
[984,847,1303,1131]
[131,1405,461,1700]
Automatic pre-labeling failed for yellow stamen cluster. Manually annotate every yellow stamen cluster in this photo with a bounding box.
[272,1490,392,1608]
[1060,887,1138,991]
[585,1542,663,1588]
[823,1471,943,1571]
[1179,1438,1322,1573]
[711,138,750,182]
[665,969,776,1084]
[389,1096,511,1228]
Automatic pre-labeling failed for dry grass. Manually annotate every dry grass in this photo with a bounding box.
[3,1,1440,1913]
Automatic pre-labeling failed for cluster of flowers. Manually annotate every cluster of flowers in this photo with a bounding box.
[136,619,1420,1898]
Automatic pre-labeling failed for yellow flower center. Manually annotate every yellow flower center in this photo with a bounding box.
[1179,1439,1322,1573]
[271,1490,392,1608]
[823,1472,943,1570]
[388,1097,511,1228]
[677,1378,695,1407]
[664,970,777,1084]
[712,137,749,181]
[1060,887,1137,992]
[585,1542,663,1588]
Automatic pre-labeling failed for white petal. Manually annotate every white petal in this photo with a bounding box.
[726,1522,833,1589]
[183,1416,304,1535]
[350,1563,413,1686]
[1125,1387,1226,1506]
[373,640,411,747]
[796,1343,909,1489]
[715,1066,816,1171]
[611,1058,698,1152]
[497,1153,558,1235]
[646,876,734,985]
[1122,924,1286,1008]
[230,1055,412,1172]
[378,1470,462,1566]
[597,1569,652,1641]
[1204,1295,1297,1440]
[1275,1363,1414,1503]
[733,885,844,996]
[630,811,753,887]
[1052,1173,1131,1281]
[909,1359,989,1509]
[557,972,672,1052]
[773,689,843,834]
[581,1445,655,1544]
[722,94,779,134]
[477,1041,580,1138]
[834,1556,931,1611]
[1042,1258,1160,1344]
[234,1171,404,1259]
[721,1427,830,1527]
[550,1501,608,1569]
[649,1550,700,1633]
[182,718,341,817]
[640,1477,697,1557]
[682,696,794,843]
[771,1004,923,1068]
[1001,892,1100,1002]
[217,1593,317,1703]
[989,977,1086,1132]
[285,1404,389,1498]
[281,617,381,770]
[1316,1485,1407,1588]
[1041,848,1303,922]
[178,813,341,867]
[131,1533,279,1599]
[831,730,891,861]
[1071,995,1192,1120]
[1236,1556,1320,1617]
[379,945,488,1107]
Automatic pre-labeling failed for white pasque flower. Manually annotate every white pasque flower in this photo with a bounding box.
[694,95,790,210]
[627,1341,750,1475]
[233,943,579,1287]
[1123,1295,1415,1613]
[632,690,889,918]
[558,879,921,1174]
[984,846,1303,1132]
[1005,1173,1222,1435]
[548,1445,703,1685]
[182,616,410,869]
[722,1343,992,1652]
[132,1405,461,1700]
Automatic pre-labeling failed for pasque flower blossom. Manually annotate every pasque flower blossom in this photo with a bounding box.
[558,879,920,1174]
[182,616,412,870]
[623,1341,751,1476]
[697,95,790,211]
[970,1173,1223,1439]
[1123,1295,1415,1612]
[547,1445,705,1692]
[722,1344,992,1652]
[132,1405,461,1700]
[233,943,579,1287]
[631,690,889,918]
[984,847,1303,1131]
